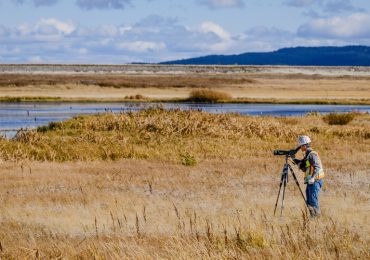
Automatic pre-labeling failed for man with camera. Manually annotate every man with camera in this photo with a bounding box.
[293,135,325,218]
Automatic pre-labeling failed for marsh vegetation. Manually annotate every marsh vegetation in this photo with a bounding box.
[0,109,369,258]
[1,68,369,104]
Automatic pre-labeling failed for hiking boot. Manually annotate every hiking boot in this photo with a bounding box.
[308,206,316,218]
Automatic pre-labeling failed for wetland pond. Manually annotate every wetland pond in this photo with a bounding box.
[1,102,369,138]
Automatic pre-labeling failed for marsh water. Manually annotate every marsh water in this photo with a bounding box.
[1,102,369,138]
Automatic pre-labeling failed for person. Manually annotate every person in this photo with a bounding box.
[293,135,325,218]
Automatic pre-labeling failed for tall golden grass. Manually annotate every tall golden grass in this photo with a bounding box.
[0,108,368,162]
[0,109,369,258]
[0,158,368,258]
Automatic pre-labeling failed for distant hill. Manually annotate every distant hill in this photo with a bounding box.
[161,46,370,66]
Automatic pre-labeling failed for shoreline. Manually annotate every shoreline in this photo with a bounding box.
[0,96,369,105]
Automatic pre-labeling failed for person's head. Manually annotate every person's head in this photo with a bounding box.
[298,135,311,152]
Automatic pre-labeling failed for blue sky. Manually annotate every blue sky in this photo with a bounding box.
[0,0,369,63]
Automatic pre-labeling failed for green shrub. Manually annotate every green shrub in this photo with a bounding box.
[323,112,356,125]
[188,89,231,103]
[180,153,197,166]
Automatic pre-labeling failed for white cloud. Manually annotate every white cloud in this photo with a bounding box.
[76,0,132,10]
[284,0,364,15]
[35,18,75,35]
[16,23,32,35]
[198,0,244,9]
[117,41,166,52]
[206,41,234,52]
[200,21,230,41]
[1,16,240,62]
[198,21,235,52]
[13,18,75,43]
[8,0,134,9]
[78,48,88,54]
[96,25,119,37]
[118,26,132,34]
[1,14,369,64]
[298,13,370,38]
[233,26,296,52]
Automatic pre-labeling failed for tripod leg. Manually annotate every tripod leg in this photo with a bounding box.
[280,174,287,217]
[288,164,308,208]
[274,172,285,216]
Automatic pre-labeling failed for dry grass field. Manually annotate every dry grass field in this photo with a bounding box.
[0,68,369,104]
[0,109,369,258]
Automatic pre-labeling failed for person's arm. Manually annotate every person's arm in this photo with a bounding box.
[293,158,306,172]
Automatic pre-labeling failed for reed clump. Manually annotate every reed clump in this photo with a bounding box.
[188,89,232,102]
[0,108,368,162]
[125,94,147,100]
[323,112,357,125]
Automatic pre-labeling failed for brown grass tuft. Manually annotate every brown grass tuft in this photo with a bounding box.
[188,89,232,102]
[125,94,147,100]
[323,112,357,125]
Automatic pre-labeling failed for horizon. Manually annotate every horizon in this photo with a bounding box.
[0,45,370,65]
[1,0,370,64]
[0,45,368,65]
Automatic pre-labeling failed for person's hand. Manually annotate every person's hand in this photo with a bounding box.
[308,177,315,185]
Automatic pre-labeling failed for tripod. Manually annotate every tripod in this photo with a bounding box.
[274,155,307,217]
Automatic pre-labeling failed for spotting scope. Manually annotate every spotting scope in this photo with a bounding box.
[273,147,300,157]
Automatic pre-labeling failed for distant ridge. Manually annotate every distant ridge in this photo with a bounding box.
[161,46,370,66]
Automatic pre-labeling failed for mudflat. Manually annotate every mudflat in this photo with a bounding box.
[0,65,369,104]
